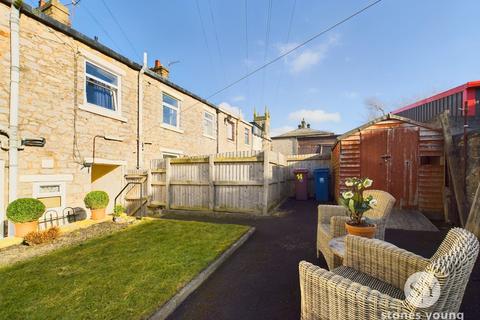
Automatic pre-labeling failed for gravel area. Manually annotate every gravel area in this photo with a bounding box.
[0,221,134,268]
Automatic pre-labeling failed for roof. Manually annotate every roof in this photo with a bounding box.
[272,119,335,139]
[1,0,220,112]
[334,114,440,145]
[272,127,334,139]
[392,81,480,114]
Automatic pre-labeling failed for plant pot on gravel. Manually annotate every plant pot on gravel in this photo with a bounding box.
[339,177,377,239]
[84,191,109,220]
[7,198,45,238]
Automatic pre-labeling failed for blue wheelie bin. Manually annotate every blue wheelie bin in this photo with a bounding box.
[313,168,330,202]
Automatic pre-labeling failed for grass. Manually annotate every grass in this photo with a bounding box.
[0,219,250,320]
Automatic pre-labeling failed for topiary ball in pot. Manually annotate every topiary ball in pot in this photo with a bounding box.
[84,191,109,220]
[7,198,45,237]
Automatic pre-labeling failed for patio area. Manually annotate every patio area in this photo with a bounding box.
[165,198,480,320]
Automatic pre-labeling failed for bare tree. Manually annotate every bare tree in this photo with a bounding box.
[364,97,386,121]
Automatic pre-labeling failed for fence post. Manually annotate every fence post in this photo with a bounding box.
[165,158,171,210]
[208,155,215,211]
[262,151,270,215]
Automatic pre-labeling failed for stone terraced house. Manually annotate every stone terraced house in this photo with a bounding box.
[0,0,270,235]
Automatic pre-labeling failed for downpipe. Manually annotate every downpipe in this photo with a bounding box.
[136,52,147,169]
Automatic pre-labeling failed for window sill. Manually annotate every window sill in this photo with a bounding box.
[203,134,216,140]
[161,123,184,134]
[79,104,127,122]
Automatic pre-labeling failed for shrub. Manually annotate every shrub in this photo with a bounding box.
[6,198,46,223]
[24,227,61,246]
[113,204,126,217]
[84,191,109,209]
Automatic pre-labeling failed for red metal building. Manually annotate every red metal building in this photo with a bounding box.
[392,81,480,123]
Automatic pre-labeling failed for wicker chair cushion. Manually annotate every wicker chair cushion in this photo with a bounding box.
[318,223,330,237]
[332,266,405,299]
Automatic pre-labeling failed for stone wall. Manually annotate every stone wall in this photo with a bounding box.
[0,2,265,219]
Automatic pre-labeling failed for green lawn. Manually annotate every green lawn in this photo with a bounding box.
[0,219,249,320]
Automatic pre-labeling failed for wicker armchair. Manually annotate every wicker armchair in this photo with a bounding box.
[317,190,396,269]
[300,228,479,320]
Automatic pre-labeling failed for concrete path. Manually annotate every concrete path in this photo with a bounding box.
[165,199,479,320]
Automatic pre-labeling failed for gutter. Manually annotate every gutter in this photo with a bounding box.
[0,0,220,112]
[8,3,20,236]
[137,53,147,169]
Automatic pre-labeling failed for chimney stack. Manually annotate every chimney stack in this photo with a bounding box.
[38,0,71,26]
[151,59,170,79]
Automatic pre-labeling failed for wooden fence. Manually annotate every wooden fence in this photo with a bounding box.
[149,151,289,215]
[286,153,331,198]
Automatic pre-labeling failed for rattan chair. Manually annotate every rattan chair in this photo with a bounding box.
[300,228,479,320]
[317,190,396,269]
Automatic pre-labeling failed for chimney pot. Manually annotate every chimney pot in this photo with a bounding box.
[151,59,169,79]
[155,60,161,68]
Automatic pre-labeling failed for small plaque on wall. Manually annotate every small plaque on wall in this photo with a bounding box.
[41,158,54,169]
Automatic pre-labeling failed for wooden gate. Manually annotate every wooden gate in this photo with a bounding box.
[360,127,419,208]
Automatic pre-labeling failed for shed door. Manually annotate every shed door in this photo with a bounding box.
[360,127,419,208]
[388,127,419,208]
[360,129,389,191]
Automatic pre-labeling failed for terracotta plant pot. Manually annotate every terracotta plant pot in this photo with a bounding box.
[90,208,106,220]
[345,222,376,238]
[14,221,38,238]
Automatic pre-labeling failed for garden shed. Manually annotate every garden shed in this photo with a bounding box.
[332,114,445,217]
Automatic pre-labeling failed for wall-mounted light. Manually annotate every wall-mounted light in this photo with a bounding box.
[83,135,123,168]
[22,137,46,147]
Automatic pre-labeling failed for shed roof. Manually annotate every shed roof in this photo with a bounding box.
[335,114,440,143]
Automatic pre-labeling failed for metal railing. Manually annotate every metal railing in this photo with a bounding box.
[114,181,147,218]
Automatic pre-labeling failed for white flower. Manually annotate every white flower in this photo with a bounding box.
[369,199,377,207]
[342,191,354,199]
[363,178,373,188]
[345,180,353,187]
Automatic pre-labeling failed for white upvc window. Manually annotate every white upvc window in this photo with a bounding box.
[203,111,215,138]
[85,61,121,112]
[226,121,234,141]
[244,127,250,145]
[162,93,180,129]
[33,182,66,211]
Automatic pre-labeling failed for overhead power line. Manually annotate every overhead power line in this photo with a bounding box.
[100,0,140,58]
[82,1,123,53]
[273,0,297,104]
[261,0,273,105]
[196,0,217,85]
[181,0,383,114]
[208,0,226,83]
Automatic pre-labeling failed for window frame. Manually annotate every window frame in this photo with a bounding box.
[32,181,66,212]
[244,127,250,145]
[83,59,123,119]
[226,121,235,141]
[203,110,216,139]
[162,93,182,131]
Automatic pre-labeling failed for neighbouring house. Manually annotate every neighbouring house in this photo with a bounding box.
[332,114,445,219]
[271,119,337,156]
[0,0,270,236]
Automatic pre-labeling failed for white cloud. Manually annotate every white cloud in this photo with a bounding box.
[270,126,295,137]
[231,95,245,102]
[343,91,359,99]
[288,109,341,123]
[278,34,339,74]
[307,87,319,94]
[219,102,245,119]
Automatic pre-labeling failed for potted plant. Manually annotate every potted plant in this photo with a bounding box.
[84,191,109,220]
[338,177,378,238]
[113,204,127,223]
[6,198,46,237]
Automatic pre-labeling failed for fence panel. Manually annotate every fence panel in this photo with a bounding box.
[150,151,290,215]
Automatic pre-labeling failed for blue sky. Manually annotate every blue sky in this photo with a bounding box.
[27,0,480,135]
